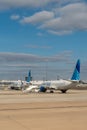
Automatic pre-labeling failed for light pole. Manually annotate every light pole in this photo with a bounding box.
[45,59,48,81]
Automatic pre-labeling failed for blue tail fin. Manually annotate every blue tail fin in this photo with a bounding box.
[27,70,31,82]
[71,59,80,80]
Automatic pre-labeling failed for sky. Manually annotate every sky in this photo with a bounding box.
[0,0,87,80]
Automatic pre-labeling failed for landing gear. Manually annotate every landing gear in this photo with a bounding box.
[61,90,67,93]
[50,90,54,93]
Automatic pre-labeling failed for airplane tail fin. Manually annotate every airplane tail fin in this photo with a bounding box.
[27,70,32,82]
[71,59,80,80]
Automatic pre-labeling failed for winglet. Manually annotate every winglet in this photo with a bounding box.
[71,59,80,80]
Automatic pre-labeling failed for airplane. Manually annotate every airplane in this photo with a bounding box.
[23,59,80,93]
[8,70,32,90]
[0,70,32,90]
[8,80,25,90]
[0,80,23,90]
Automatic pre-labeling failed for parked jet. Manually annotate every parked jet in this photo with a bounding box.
[23,59,80,93]
[0,70,32,90]
[8,80,24,90]
[8,70,32,90]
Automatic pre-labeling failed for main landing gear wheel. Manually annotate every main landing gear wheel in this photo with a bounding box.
[61,90,67,93]
[50,90,54,93]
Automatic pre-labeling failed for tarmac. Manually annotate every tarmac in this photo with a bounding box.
[0,89,87,130]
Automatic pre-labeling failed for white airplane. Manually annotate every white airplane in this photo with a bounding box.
[0,80,25,90]
[8,80,25,90]
[23,59,80,93]
[0,70,32,90]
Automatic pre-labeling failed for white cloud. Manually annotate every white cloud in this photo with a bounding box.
[0,1,87,36]
[0,52,72,80]
[10,14,20,20]
[1,52,87,80]
[20,11,54,24]
[0,0,82,10]
[0,52,71,64]
[0,52,42,63]
[39,3,87,35]
[0,0,49,9]
[48,30,73,35]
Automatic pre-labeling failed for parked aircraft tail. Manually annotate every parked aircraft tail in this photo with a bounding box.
[27,70,32,82]
[71,59,80,80]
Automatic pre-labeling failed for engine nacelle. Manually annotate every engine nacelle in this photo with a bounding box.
[39,86,47,92]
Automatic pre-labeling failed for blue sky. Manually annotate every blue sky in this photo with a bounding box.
[0,0,87,80]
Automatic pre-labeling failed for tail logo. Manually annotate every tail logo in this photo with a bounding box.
[71,59,80,80]
[27,70,32,82]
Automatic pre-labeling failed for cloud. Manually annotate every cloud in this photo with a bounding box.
[10,14,20,20]
[0,52,72,80]
[0,52,87,80]
[0,1,86,35]
[20,11,54,24]
[40,3,87,35]
[0,52,71,64]
[0,0,48,9]
[0,52,42,63]
[18,2,87,35]
[0,0,82,10]
[48,30,73,35]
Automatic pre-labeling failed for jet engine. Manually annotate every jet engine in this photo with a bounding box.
[39,86,47,92]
